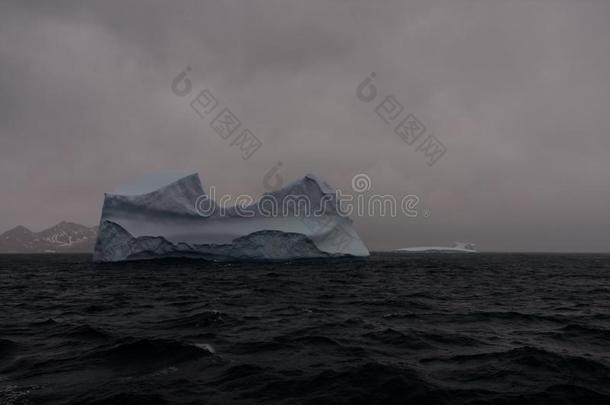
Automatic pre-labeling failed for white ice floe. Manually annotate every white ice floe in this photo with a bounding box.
[395,242,478,253]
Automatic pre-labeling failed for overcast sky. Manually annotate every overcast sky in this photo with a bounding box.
[1,0,609,252]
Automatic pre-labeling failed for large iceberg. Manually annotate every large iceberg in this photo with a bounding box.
[93,172,369,262]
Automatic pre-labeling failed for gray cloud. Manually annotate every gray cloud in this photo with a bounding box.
[1,0,609,251]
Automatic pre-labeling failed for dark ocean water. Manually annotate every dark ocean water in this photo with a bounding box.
[1,253,610,405]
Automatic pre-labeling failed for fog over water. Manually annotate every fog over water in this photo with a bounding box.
[1,0,609,252]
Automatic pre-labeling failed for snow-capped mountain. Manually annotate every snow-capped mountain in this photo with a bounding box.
[0,222,97,253]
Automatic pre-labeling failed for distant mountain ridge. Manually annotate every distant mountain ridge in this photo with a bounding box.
[0,222,97,253]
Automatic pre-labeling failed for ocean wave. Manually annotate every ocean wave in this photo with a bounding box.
[153,310,234,329]
[87,338,214,370]
[2,253,610,404]
[0,339,18,360]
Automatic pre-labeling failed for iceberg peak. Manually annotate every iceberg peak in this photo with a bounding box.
[109,171,200,196]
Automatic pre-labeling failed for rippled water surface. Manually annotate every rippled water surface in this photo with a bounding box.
[1,253,610,404]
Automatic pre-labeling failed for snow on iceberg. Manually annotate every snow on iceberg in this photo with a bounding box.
[93,172,369,262]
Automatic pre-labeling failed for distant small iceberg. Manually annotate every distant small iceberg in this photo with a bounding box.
[395,242,477,253]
